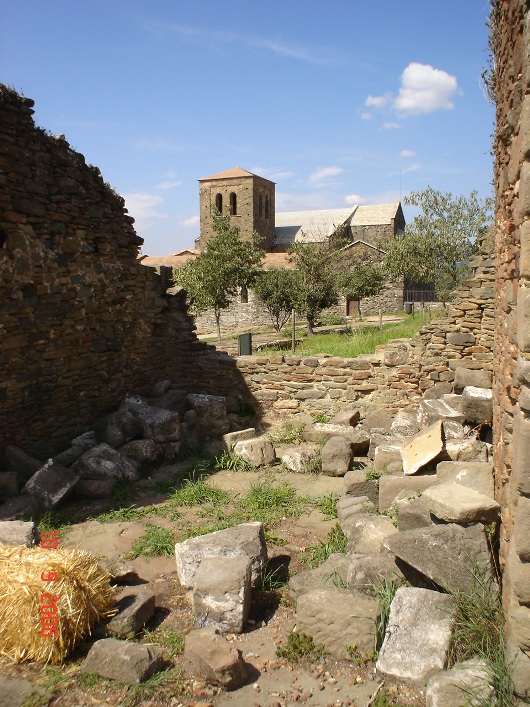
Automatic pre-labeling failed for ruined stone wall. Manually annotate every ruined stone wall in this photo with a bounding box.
[0,87,212,459]
[490,0,530,695]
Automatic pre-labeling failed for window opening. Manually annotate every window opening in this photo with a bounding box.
[230,192,237,215]
[215,193,223,213]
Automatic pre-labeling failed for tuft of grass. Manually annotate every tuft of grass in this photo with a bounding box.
[37,511,71,536]
[365,466,382,481]
[268,423,306,446]
[127,667,185,705]
[322,570,348,589]
[311,411,330,424]
[301,523,348,569]
[97,506,147,523]
[128,523,174,558]
[241,478,306,527]
[448,560,514,706]
[315,492,339,519]
[276,631,324,662]
[169,475,230,507]
[214,449,253,472]
[370,576,399,652]
[141,628,185,659]
[255,561,289,592]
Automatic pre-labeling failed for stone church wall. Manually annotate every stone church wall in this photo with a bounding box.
[490,0,530,695]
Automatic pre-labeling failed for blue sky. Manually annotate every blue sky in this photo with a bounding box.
[2,1,495,256]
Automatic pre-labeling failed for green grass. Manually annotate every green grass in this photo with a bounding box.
[214,449,253,472]
[371,576,399,652]
[314,492,339,519]
[291,315,431,358]
[267,423,306,445]
[128,523,175,558]
[301,523,348,569]
[37,511,72,536]
[141,628,185,659]
[276,631,324,662]
[169,475,230,507]
[242,478,306,526]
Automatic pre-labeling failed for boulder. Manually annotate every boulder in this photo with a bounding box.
[422,483,500,524]
[184,627,247,690]
[376,587,454,683]
[379,474,437,512]
[417,399,465,427]
[343,469,379,505]
[81,638,165,685]
[278,444,319,473]
[460,387,493,425]
[442,420,467,440]
[288,553,351,600]
[233,437,276,467]
[186,394,229,437]
[193,555,252,633]
[330,409,360,427]
[119,439,164,469]
[344,515,398,555]
[138,406,182,443]
[384,523,490,593]
[23,460,79,508]
[347,553,404,596]
[0,520,38,547]
[162,388,189,415]
[106,588,156,639]
[453,368,493,392]
[436,461,494,498]
[401,420,444,476]
[425,659,493,707]
[175,521,267,590]
[94,407,142,448]
[296,587,379,660]
[321,436,353,476]
[74,444,141,481]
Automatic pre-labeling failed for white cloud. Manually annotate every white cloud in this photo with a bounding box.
[123,193,167,225]
[359,112,372,120]
[400,149,416,158]
[250,166,294,181]
[382,122,401,130]
[182,215,200,228]
[155,180,182,190]
[393,62,459,115]
[401,163,421,174]
[344,193,368,205]
[365,93,391,109]
[309,166,343,184]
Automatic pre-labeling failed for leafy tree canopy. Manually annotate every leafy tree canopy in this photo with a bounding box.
[340,263,385,319]
[253,268,299,333]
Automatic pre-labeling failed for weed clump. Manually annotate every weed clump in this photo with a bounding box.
[276,631,324,662]
[301,524,348,569]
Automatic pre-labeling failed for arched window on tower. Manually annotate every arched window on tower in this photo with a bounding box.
[259,194,263,218]
[215,193,223,213]
[230,192,237,215]
[265,194,270,219]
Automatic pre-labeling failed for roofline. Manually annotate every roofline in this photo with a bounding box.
[338,239,387,255]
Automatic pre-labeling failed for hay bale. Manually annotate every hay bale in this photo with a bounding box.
[0,543,116,663]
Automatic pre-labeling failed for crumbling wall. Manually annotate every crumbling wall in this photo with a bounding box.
[491,0,530,696]
[0,86,214,459]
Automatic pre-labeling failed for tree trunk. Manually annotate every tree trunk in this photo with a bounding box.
[306,315,315,336]
[358,301,363,321]
[214,309,222,342]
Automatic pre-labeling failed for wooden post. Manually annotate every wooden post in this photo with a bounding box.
[379,308,383,331]
[291,309,296,352]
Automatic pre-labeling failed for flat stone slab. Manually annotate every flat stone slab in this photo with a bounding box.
[422,483,500,523]
[193,555,252,633]
[379,474,437,512]
[277,444,318,473]
[175,521,267,590]
[24,459,79,508]
[222,428,256,450]
[343,469,379,505]
[401,421,444,476]
[74,443,140,481]
[425,658,493,706]
[106,588,156,638]
[344,514,398,555]
[417,399,465,427]
[0,676,50,707]
[233,437,276,467]
[81,638,164,685]
[184,627,247,690]
[436,461,494,498]
[297,587,379,660]
[288,553,351,600]
[347,553,405,596]
[384,523,490,593]
[376,587,454,683]
[0,520,38,547]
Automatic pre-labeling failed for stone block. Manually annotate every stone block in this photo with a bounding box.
[460,387,493,425]
[520,220,530,279]
[436,461,494,498]
[0,471,19,499]
[184,627,247,690]
[222,428,256,450]
[453,368,492,391]
[74,443,141,481]
[362,410,393,433]
[0,520,38,547]
[344,515,398,555]
[391,410,420,437]
[0,676,49,707]
[305,424,369,455]
[175,521,267,590]
[396,496,433,532]
[347,553,405,596]
[81,638,164,685]
[509,603,530,651]
[337,495,375,524]
[24,460,79,509]
[444,437,489,463]
[442,420,466,440]
[330,409,360,427]
[379,474,437,512]
[0,494,41,521]
[288,553,351,600]
[515,496,530,562]
[422,483,500,524]
[374,444,402,472]
[1,446,41,483]
[506,633,530,699]
[425,659,493,707]
[401,421,444,476]
[417,399,465,427]
[278,444,319,473]
[106,588,156,639]
[75,477,116,499]
[193,555,252,633]
[384,523,490,594]
[376,587,454,683]
[321,436,353,476]
[137,406,182,443]
[516,285,530,353]
[119,439,164,470]
[296,587,379,660]
[507,546,530,605]
[446,332,475,346]
[422,382,453,400]
[512,410,530,496]
[343,469,379,505]
[233,437,275,467]
[94,407,142,448]
[53,445,87,467]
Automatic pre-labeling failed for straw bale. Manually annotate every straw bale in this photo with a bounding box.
[0,543,116,664]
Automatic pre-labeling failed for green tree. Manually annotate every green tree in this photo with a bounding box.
[340,263,385,320]
[288,241,340,335]
[253,268,299,332]
[383,187,493,302]
[173,212,264,341]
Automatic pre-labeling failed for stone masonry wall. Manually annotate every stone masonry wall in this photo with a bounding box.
[491,0,530,696]
[0,86,223,459]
